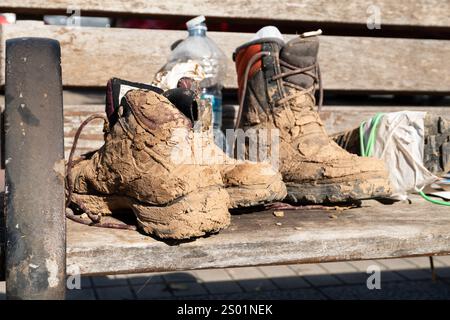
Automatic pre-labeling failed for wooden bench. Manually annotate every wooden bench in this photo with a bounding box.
[1,0,450,299]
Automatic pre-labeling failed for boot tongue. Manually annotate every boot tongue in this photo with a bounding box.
[163,88,198,124]
[279,36,319,89]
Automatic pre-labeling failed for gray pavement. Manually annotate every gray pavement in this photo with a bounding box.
[2,256,450,300]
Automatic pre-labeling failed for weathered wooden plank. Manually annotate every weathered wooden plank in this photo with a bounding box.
[66,196,450,275]
[223,105,450,134]
[63,104,104,158]
[1,22,450,92]
[320,106,450,134]
[62,104,450,158]
[2,0,450,28]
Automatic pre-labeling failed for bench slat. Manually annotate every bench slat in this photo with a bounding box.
[1,23,450,92]
[67,197,450,275]
[2,0,450,28]
[62,104,450,158]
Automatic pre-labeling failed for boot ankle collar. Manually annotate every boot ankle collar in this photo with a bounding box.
[233,38,285,61]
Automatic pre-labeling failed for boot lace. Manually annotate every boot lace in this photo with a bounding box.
[235,51,271,129]
[66,114,137,231]
[235,30,323,130]
[272,59,323,109]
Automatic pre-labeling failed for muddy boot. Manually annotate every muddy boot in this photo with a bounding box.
[233,30,391,204]
[162,85,287,208]
[68,89,231,239]
[332,113,450,174]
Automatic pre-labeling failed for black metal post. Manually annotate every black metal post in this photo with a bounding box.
[4,38,66,299]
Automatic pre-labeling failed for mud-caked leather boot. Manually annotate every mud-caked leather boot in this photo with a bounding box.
[332,113,450,174]
[68,89,231,239]
[161,85,287,208]
[233,33,392,204]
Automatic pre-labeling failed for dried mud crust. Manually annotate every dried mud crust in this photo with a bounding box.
[226,177,287,208]
[285,172,391,204]
[219,161,287,208]
[71,187,231,240]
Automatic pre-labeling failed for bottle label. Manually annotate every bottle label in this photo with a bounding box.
[201,93,222,130]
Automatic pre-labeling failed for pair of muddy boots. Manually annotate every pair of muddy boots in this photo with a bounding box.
[68,32,392,240]
[68,80,286,239]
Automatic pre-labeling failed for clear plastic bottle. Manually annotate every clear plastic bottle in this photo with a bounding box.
[163,16,228,149]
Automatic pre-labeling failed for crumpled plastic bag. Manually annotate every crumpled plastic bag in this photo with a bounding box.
[362,111,439,200]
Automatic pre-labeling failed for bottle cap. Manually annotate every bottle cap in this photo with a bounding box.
[186,15,206,30]
[300,29,322,38]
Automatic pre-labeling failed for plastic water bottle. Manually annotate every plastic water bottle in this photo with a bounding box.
[165,16,228,150]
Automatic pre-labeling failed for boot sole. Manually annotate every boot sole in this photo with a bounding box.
[71,187,231,240]
[285,173,391,204]
[227,178,287,208]
[423,114,450,174]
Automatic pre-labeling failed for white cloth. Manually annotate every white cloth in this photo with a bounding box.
[363,111,439,200]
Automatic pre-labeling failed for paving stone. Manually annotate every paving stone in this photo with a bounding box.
[194,269,233,282]
[237,278,278,292]
[349,260,404,282]
[405,257,445,268]
[119,272,166,285]
[96,286,134,300]
[259,265,297,278]
[163,271,198,283]
[133,283,173,299]
[171,282,208,297]
[302,274,343,287]
[434,255,450,266]
[91,275,129,287]
[394,268,433,281]
[320,280,450,300]
[80,276,93,288]
[435,267,450,279]
[335,272,370,285]
[370,259,433,281]
[349,260,386,272]
[289,264,342,287]
[377,271,404,282]
[195,288,327,300]
[289,263,329,276]
[66,288,96,300]
[227,267,265,280]
[378,258,418,270]
[204,281,244,294]
[319,284,380,300]
[270,276,311,290]
[320,262,358,274]
[259,266,310,290]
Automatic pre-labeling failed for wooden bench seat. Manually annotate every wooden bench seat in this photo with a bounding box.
[67,196,450,275]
